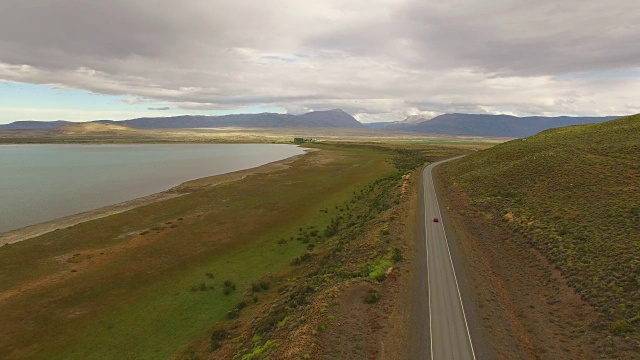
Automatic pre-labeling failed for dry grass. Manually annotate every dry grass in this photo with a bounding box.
[444,114,640,355]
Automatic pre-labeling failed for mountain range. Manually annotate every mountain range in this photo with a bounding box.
[0,109,363,131]
[373,113,622,137]
[0,110,625,138]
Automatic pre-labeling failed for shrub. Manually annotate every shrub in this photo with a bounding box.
[223,280,236,295]
[369,259,392,282]
[391,247,403,263]
[610,320,634,335]
[226,309,239,319]
[210,329,228,350]
[290,253,313,266]
[364,290,380,304]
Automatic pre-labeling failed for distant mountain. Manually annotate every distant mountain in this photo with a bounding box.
[380,113,623,137]
[400,114,436,124]
[1,112,623,136]
[102,109,364,129]
[0,120,69,130]
[296,109,363,128]
[99,113,302,129]
[0,109,365,131]
[365,114,435,130]
[363,122,391,129]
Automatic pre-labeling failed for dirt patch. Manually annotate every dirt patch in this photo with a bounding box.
[434,165,637,359]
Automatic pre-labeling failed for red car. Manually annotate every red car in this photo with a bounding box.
[433,218,439,222]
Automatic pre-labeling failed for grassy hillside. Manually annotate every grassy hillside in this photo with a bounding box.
[53,122,139,135]
[445,114,639,335]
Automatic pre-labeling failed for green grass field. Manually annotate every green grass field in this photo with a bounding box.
[0,145,396,359]
[445,114,640,337]
[0,143,470,359]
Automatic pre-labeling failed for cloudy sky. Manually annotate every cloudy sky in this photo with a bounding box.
[0,0,639,123]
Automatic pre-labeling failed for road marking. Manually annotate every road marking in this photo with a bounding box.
[423,170,434,359]
[429,167,477,359]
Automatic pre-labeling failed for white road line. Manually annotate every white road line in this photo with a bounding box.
[423,170,434,360]
[430,170,477,359]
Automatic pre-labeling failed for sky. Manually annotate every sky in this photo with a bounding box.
[0,0,639,124]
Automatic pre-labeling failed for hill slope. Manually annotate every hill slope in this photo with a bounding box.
[444,114,640,335]
[384,113,621,137]
[54,122,139,135]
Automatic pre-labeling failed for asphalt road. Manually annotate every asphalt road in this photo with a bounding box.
[422,158,476,360]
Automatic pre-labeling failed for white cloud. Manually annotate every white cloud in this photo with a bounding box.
[0,0,638,122]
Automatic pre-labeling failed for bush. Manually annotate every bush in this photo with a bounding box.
[391,247,403,263]
[223,280,236,295]
[290,253,313,266]
[226,309,239,319]
[210,329,228,350]
[610,320,634,335]
[369,259,392,282]
[364,291,380,304]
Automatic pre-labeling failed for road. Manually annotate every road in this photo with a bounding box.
[422,158,475,360]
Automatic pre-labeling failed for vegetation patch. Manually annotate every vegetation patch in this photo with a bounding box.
[445,114,640,344]
[0,142,470,359]
[192,143,471,359]
[368,259,393,282]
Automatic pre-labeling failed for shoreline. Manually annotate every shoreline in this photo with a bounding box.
[0,148,314,246]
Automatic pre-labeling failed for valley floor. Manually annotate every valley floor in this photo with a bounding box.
[0,143,470,359]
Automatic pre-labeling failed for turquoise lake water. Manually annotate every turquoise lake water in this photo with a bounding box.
[0,144,305,233]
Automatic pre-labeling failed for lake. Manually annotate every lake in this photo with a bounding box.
[0,144,305,233]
